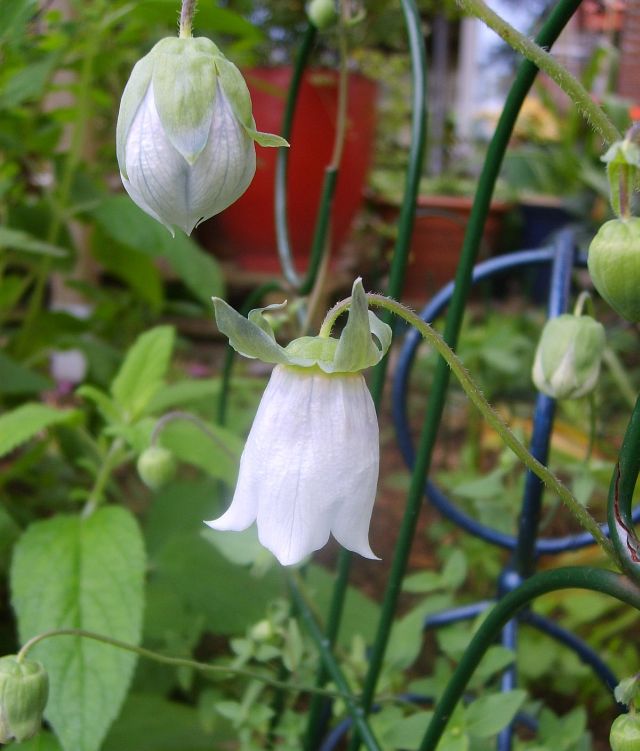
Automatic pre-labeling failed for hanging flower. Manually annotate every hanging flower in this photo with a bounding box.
[116,37,287,236]
[205,279,392,566]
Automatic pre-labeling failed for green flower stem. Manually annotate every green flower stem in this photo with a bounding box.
[275,24,317,288]
[15,628,347,701]
[607,395,640,586]
[179,0,197,38]
[347,6,586,746]
[288,577,383,751]
[151,410,238,463]
[322,293,618,564]
[457,0,621,145]
[82,437,127,518]
[418,567,640,750]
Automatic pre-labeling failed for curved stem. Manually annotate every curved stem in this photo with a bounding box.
[16,628,346,701]
[275,25,317,287]
[151,410,238,463]
[322,293,618,564]
[418,567,640,750]
[607,395,640,585]
[458,0,621,144]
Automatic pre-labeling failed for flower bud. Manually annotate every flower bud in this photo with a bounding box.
[610,713,640,751]
[307,0,338,28]
[137,446,177,490]
[532,313,606,400]
[0,656,48,743]
[588,218,640,322]
[116,36,287,236]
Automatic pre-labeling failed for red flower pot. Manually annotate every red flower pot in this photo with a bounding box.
[201,67,378,274]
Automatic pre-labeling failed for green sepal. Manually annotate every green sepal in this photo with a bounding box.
[212,298,290,365]
[116,53,155,179]
[602,139,640,218]
[212,278,391,374]
[215,55,289,148]
[614,675,640,708]
[151,37,219,165]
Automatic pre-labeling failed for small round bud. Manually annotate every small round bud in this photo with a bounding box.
[532,313,606,400]
[610,713,640,751]
[0,656,48,743]
[588,218,640,322]
[137,446,177,490]
[307,0,338,29]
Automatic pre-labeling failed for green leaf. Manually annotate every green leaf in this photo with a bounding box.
[0,351,52,395]
[76,385,122,424]
[111,326,175,420]
[103,694,226,751]
[0,227,67,257]
[91,196,224,304]
[0,403,79,458]
[464,689,527,738]
[0,56,57,108]
[11,507,146,751]
[160,419,241,486]
[11,731,63,751]
[0,0,38,43]
[146,379,222,413]
[92,231,163,310]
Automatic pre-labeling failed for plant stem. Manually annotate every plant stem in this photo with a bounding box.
[179,0,197,38]
[151,410,238,463]
[457,0,621,145]
[321,293,618,565]
[16,628,346,701]
[418,567,640,750]
[82,438,126,517]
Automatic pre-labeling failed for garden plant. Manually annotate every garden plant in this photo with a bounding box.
[1,0,640,750]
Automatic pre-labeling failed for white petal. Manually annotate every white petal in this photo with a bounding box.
[211,365,380,566]
[123,82,255,235]
[186,82,256,227]
[329,376,380,560]
[124,85,194,233]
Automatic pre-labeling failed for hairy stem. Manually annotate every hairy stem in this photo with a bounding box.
[457,0,620,144]
[17,628,347,701]
[179,0,197,37]
[321,293,618,565]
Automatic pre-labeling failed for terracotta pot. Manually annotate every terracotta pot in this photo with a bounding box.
[374,195,511,304]
[200,67,378,274]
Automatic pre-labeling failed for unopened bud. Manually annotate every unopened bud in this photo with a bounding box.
[137,446,177,490]
[307,0,338,29]
[532,314,606,400]
[610,713,640,751]
[0,656,48,743]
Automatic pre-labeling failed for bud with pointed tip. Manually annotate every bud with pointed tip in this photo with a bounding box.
[116,37,288,236]
[0,656,48,743]
[532,313,606,400]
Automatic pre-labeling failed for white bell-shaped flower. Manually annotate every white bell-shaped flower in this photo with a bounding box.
[208,365,379,565]
[205,279,392,566]
[116,37,287,235]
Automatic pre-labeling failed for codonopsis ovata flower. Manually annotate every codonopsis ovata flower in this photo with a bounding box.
[206,279,392,566]
[116,36,287,235]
